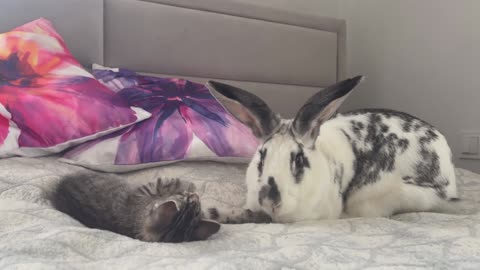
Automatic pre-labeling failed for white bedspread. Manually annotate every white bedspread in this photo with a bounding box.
[0,157,479,270]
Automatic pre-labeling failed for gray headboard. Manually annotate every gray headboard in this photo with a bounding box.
[0,0,346,117]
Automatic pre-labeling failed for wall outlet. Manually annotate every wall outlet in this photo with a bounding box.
[460,131,480,160]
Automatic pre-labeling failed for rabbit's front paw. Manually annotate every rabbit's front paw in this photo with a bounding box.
[245,209,273,224]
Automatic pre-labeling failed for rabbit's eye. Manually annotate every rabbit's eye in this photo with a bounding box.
[290,150,311,183]
[257,149,268,176]
[295,154,304,168]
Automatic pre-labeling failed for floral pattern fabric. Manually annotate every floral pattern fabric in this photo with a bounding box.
[62,65,259,171]
[0,18,150,157]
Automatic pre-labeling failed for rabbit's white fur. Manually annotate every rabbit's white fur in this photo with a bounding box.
[245,114,457,223]
[207,77,459,223]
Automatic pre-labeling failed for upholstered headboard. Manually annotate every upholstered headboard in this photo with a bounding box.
[0,0,346,117]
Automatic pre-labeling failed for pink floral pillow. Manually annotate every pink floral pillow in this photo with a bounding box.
[0,19,150,157]
[60,65,259,172]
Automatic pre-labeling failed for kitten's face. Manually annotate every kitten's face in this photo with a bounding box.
[142,192,220,243]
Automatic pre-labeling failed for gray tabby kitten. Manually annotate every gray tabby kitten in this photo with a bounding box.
[52,173,220,243]
[52,173,271,243]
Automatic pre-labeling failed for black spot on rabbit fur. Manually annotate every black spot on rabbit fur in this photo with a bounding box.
[342,119,397,201]
[342,130,352,141]
[290,144,310,184]
[257,149,267,176]
[341,109,426,202]
[333,163,344,186]
[345,109,433,127]
[402,128,448,198]
[340,109,448,201]
[258,177,281,206]
[381,124,389,133]
[350,120,364,140]
[402,118,413,132]
[398,139,410,153]
[333,162,344,197]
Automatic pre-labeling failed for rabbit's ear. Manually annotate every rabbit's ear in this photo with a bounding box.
[293,76,364,145]
[206,81,280,138]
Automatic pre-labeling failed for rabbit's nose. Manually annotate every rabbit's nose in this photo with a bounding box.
[258,184,270,205]
[258,176,281,207]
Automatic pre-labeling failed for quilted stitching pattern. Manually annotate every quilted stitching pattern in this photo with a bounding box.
[0,157,479,269]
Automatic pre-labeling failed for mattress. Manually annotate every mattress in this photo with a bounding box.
[0,157,479,269]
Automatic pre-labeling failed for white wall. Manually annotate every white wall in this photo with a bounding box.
[339,0,480,172]
[244,0,480,173]
[239,0,338,17]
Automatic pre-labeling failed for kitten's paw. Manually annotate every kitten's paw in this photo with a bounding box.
[156,177,180,189]
[136,182,157,197]
[156,178,180,195]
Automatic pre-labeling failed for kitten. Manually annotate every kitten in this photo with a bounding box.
[52,173,221,243]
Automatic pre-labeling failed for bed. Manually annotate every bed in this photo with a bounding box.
[1,1,480,269]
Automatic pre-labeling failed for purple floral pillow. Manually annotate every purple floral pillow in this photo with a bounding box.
[60,65,259,172]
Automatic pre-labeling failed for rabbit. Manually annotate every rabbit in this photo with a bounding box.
[205,76,459,223]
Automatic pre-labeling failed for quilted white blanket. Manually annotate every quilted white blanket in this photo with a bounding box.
[0,157,479,270]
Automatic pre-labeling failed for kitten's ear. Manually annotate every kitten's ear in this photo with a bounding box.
[192,220,221,241]
[146,200,179,228]
[160,200,180,213]
[158,201,180,223]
